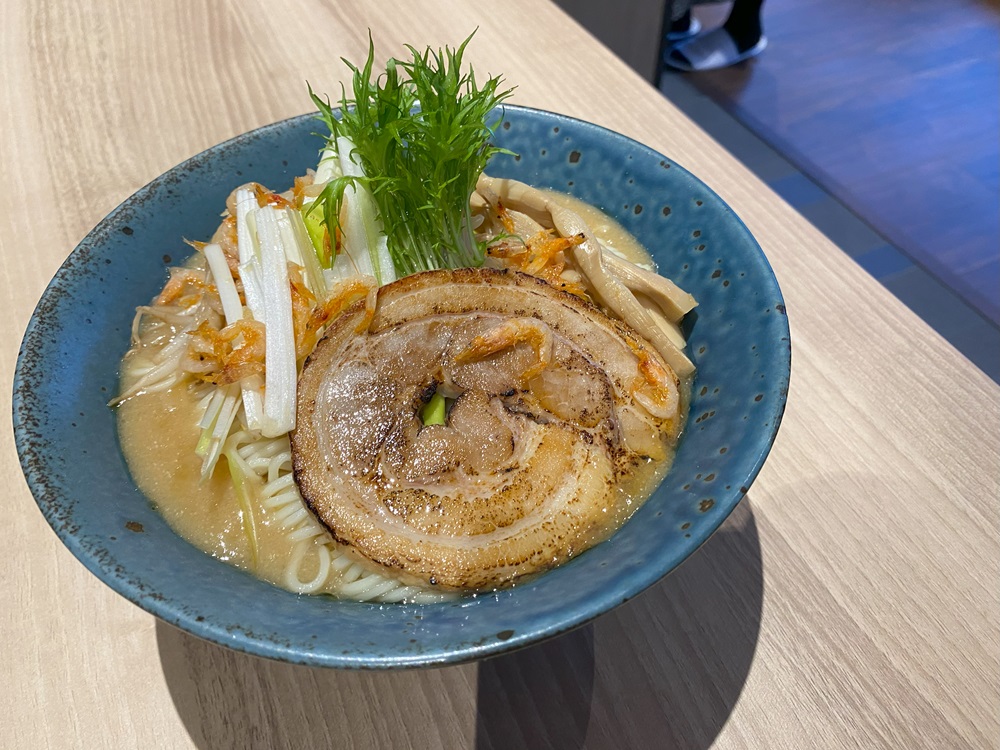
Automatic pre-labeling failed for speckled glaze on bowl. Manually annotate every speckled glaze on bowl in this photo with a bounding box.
[13,106,789,668]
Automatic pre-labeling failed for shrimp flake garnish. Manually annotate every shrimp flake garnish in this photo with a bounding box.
[454,317,554,382]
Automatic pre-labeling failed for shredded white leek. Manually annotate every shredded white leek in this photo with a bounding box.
[254,207,298,437]
[203,243,242,322]
[203,241,265,436]
[313,146,341,185]
[276,208,327,297]
[223,432,261,567]
[335,135,397,287]
[235,188,265,316]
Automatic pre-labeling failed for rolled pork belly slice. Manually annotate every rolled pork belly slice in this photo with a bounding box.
[291,268,681,591]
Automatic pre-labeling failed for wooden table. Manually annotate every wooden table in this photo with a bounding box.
[4,1,998,747]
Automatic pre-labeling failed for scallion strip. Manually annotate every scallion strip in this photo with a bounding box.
[254,207,298,437]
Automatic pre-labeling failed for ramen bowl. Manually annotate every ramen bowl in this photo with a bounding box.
[13,106,789,668]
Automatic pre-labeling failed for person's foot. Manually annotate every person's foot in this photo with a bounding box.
[665,12,702,43]
[664,27,767,71]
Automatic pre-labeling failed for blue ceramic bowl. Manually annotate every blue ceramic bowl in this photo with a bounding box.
[13,106,789,668]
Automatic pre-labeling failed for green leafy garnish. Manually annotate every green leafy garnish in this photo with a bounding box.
[308,32,514,276]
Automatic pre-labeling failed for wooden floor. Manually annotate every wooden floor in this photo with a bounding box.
[676,0,1000,325]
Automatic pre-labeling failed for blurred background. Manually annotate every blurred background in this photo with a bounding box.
[555,0,1000,382]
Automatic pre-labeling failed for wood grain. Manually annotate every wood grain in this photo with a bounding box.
[2,1,998,748]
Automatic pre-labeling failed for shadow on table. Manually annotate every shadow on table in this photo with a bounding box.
[473,496,763,749]
[157,497,762,749]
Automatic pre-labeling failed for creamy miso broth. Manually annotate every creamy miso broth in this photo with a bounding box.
[118,385,276,567]
[117,377,367,597]
[117,371,676,595]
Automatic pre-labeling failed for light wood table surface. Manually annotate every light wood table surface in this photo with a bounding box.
[3,1,998,748]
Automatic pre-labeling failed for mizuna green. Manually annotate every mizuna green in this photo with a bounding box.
[308,33,513,278]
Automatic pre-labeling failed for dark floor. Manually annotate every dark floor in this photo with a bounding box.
[657,0,1000,382]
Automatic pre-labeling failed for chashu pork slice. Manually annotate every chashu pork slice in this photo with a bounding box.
[291,268,682,591]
